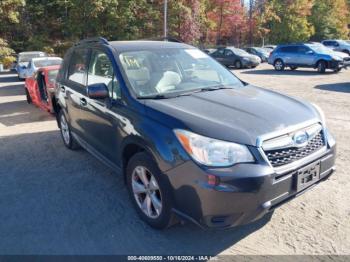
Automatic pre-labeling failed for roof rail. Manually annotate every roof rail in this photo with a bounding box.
[75,37,109,46]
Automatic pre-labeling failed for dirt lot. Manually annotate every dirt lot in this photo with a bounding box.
[0,64,349,255]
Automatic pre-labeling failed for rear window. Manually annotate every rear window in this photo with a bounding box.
[18,53,46,63]
[34,59,62,67]
[48,69,59,84]
[67,49,89,85]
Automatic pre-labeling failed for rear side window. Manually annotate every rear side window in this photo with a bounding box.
[279,46,298,53]
[67,49,89,85]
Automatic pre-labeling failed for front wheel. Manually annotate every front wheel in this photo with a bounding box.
[126,152,175,229]
[274,59,285,71]
[317,61,326,73]
[58,111,80,150]
[235,60,242,69]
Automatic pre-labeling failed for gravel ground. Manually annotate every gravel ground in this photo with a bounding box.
[0,64,349,255]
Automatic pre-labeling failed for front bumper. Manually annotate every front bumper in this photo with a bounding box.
[166,144,336,228]
[329,60,350,69]
[242,60,260,68]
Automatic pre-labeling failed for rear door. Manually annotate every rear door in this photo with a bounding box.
[64,48,90,140]
[223,49,236,66]
[211,49,225,64]
[282,46,298,65]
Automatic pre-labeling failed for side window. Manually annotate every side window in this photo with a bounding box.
[67,49,89,86]
[213,49,224,57]
[88,50,121,100]
[224,50,234,57]
[323,41,331,46]
[298,46,309,54]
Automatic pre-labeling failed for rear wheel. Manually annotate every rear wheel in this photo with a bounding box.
[25,88,32,104]
[274,59,284,71]
[317,61,326,73]
[58,111,80,150]
[126,152,175,229]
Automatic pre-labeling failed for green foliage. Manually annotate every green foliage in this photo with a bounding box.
[310,0,349,41]
[0,38,16,66]
[0,0,349,54]
[264,0,315,44]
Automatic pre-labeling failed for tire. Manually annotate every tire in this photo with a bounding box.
[126,152,175,229]
[58,110,80,150]
[235,60,242,69]
[25,88,32,104]
[317,60,326,73]
[274,59,285,71]
[290,66,298,71]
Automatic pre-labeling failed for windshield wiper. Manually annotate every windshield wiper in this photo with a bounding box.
[137,94,170,100]
[195,85,233,92]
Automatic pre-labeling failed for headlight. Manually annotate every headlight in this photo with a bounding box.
[311,103,326,126]
[174,129,254,167]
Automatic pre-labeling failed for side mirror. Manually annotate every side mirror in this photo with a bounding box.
[87,83,109,99]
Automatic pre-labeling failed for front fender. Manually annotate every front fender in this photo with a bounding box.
[120,119,189,173]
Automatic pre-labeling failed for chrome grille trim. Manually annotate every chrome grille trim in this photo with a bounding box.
[256,120,327,170]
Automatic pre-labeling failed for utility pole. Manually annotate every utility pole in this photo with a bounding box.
[164,0,168,38]
[249,0,253,46]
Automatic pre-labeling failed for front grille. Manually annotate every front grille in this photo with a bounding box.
[264,131,325,167]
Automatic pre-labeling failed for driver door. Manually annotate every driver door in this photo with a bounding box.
[80,48,123,163]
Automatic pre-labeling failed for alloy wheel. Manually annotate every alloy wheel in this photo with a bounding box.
[275,61,283,70]
[132,166,162,219]
[60,114,70,145]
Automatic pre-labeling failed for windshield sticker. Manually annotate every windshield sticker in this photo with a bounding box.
[185,49,208,59]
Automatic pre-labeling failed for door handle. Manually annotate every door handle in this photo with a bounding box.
[80,97,87,106]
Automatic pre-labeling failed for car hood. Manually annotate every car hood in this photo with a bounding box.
[332,51,349,59]
[144,86,319,146]
[242,54,260,61]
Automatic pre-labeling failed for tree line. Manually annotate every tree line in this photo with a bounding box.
[0,0,349,66]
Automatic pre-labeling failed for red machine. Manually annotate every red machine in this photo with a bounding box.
[24,65,60,113]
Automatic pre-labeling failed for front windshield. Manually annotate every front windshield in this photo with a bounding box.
[255,47,269,54]
[48,69,59,83]
[338,40,350,45]
[18,53,45,63]
[119,48,243,98]
[231,48,249,56]
[308,44,332,53]
[34,59,62,67]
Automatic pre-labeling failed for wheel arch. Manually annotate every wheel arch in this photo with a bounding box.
[120,136,161,183]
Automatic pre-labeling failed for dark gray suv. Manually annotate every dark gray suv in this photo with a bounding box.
[54,38,336,229]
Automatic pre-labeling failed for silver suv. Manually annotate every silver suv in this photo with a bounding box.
[268,43,348,73]
[322,40,350,55]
